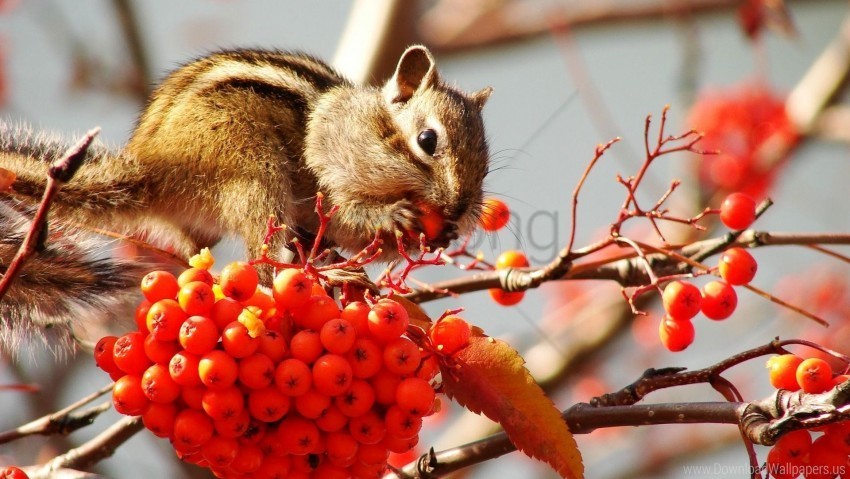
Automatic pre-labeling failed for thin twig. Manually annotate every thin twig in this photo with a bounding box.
[0,383,114,444]
[34,416,143,475]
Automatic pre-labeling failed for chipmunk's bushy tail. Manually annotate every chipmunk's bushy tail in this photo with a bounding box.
[0,197,148,356]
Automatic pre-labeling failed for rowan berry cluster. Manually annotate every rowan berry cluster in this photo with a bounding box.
[658,192,759,352]
[765,354,850,479]
[0,467,28,479]
[93,252,459,479]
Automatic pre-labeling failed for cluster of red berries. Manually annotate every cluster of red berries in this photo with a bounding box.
[0,467,28,479]
[687,81,800,198]
[765,354,850,479]
[93,252,460,479]
[658,192,759,352]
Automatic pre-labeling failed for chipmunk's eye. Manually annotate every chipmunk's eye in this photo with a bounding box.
[417,129,438,156]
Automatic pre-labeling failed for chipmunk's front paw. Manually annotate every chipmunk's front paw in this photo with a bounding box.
[387,199,422,236]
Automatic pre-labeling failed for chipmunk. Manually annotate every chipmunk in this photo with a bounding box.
[0,45,492,351]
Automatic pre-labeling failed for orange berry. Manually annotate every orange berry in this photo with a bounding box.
[661,280,702,321]
[796,357,833,394]
[220,261,259,301]
[341,301,371,337]
[169,350,202,387]
[221,321,260,358]
[293,388,331,419]
[146,299,188,342]
[766,354,803,391]
[140,270,180,302]
[495,250,529,269]
[178,315,219,355]
[142,401,178,438]
[237,352,275,390]
[700,280,737,320]
[272,268,314,309]
[177,267,214,287]
[143,335,181,365]
[173,409,215,450]
[178,281,215,316]
[334,379,375,418]
[718,247,757,285]
[199,350,239,389]
[210,297,243,331]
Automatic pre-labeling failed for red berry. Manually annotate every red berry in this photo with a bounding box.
[415,201,445,240]
[661,280,702,321]
[312,354,353,396]
[113,331,151,375]
[202,386,245,421]
[479,198,510,232]
[489,289,525,306]
[700,280,737,320]
[395,377,435,416]
[0,467,30,479]
[367,299,409,343]
[346,338,383,379]
[658,316,695,352]
[272,268,313,310]
[141,363,181,403]
[140,270,180,302]
[383,337,421,376]
[275,358,313,396]
[94,335,121,377]
[173,409,214,450]
[112,374,149,416]
[429,316,471,354]
[718,247,757,285]
[320,317,356,354]
[720,192,756,230]
[142,401,178,438]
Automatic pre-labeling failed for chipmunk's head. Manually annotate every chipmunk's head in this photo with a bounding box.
[306,45,492,258]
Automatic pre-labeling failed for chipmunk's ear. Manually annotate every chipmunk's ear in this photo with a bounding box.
[469,86,493,110]
[384,45,439,104]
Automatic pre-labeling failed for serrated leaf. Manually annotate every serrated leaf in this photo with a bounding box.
[442,332,583,479]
